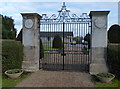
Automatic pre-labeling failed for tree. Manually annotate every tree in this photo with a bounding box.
[1,15,17,39]
[108,24,120,43]
[84,33,91,49]
[52,35,62,48]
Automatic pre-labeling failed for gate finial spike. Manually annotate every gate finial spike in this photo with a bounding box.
[63,2,65,6]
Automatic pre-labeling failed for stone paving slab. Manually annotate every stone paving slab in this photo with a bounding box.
[15,70,95,87]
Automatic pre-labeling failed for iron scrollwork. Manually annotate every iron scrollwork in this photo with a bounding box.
[40,2,91,23]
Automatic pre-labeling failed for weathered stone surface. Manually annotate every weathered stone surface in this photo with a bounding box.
[91,47,107,63]
[22,61,39,72]
[21,13,41,72]
[89,11,109,48]
[90,64,108,74]
[89,11,109,74]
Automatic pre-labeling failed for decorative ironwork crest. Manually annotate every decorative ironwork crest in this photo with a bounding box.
[41,2,91,23]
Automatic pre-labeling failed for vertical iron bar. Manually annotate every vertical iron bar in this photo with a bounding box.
[77,22,78,70]
[79,23,81,65]
[63,22,65,70]
[53,23,55,70]
[85,22,87,71]
[83,22,85,65]
[80,23,82,65]
[89,20,92,72]
[48,23,49,69]
[71,23,73,67]
[68,23,69,69]
[54,23,56,69]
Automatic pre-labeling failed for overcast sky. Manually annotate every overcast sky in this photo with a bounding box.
[0,1,119,35]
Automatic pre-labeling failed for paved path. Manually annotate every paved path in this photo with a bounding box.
[15,70,95,87]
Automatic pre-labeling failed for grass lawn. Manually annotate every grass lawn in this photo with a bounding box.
[43,45,58,50]
[92,75,120,88]
[44,53,50,57]
[0,76,2,89]
[95,79,120,87]
[43,45,67,58]
[43,45,59,58]
[2,73,31,88]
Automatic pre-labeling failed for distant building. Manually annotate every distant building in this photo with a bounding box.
[40,31,73,42]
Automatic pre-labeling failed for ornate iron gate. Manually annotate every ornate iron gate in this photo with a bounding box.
[40,2,91,71]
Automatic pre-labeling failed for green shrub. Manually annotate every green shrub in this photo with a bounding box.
[52,35,62,48]
[2,30,9,39]
[2,30,16,39]
[6,69,23,74]
[40,39,44,59]
[84,33,91,49]
[107,43,120,79]
[2,40,23,73]
[108,24,120,43]
[2,15,17,39]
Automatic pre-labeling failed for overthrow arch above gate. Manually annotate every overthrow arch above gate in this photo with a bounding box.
[41,2,91,23]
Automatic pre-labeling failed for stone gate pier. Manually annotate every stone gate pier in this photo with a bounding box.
[89,11,110,74]
[21,13,41,72]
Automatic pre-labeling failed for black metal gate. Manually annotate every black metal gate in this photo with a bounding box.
[40,2,91,72]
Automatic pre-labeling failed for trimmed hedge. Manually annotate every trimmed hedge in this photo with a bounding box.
[2,40,23,73]
[108,24,120,43]
[52,35,62,48]
[107,43,120,79]
[2,30,16,39]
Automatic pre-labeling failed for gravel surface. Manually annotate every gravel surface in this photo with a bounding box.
[15,70,95,87]
[16,46,94,87]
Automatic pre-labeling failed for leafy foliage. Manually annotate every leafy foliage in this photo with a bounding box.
[96,73,114,78]
[6,69,23,74]
[108,24,120,43]
[2,40,23,73]
[84,33,91,49]
[1,15,17,39]
[107,43,120,79]
[52,35,63,48]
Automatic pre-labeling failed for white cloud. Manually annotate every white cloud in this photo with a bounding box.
[1,0,120,2]
[0,2,118,35]
[39,2,61,9]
